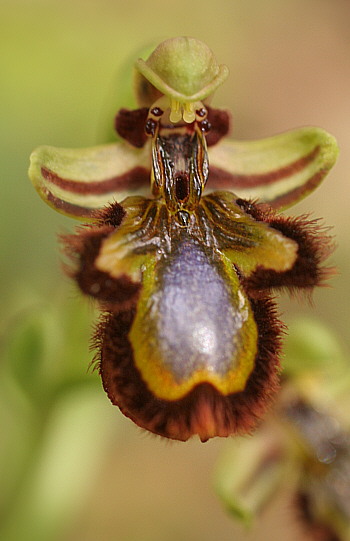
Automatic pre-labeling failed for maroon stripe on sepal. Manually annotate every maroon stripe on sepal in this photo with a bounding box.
[207,146,320,189]
[266,168,328,209]
[41,166,151,195]
[46,190,96,218]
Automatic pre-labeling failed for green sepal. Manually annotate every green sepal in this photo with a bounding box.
[28,142,152,221]
[133,37,229,105]
[207,127,339,209]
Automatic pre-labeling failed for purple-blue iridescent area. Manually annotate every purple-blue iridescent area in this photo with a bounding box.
[155,240,245,380]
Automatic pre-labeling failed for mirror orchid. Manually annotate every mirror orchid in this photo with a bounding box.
[29,37,338,442]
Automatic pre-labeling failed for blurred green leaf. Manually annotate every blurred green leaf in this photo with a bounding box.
[1,386,120,541]
[0,368,39,516]
[283,317,346,376]
[213,427,293,528]
[3,295,96,403]
[5,306,62,395]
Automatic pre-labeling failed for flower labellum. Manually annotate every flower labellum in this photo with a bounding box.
[29,37,338,441]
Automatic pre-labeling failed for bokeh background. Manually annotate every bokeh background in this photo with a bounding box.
[1,0,350,540]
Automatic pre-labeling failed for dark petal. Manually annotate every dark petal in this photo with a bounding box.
[205,106,232,147]
[115,108,149,148]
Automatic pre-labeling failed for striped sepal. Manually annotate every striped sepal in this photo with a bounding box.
[29,141,152,220]
[207,127,339,209]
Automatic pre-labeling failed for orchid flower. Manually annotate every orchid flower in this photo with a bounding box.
[29,37,338,442]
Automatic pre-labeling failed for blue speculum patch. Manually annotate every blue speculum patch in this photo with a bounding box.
[156,240,245,380]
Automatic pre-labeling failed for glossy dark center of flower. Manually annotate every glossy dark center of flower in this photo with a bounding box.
[175,174,189,202]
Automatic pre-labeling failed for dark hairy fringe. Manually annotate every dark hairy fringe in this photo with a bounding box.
[236,198,336,298]
[59,200,125,269]
[93,292,283,442]
[92,201,126,228]
[60,202,140,308]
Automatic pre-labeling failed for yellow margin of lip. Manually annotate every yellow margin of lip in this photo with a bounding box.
[129,254,258,401]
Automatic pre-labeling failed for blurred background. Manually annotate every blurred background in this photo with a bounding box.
[1,0,350,540]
